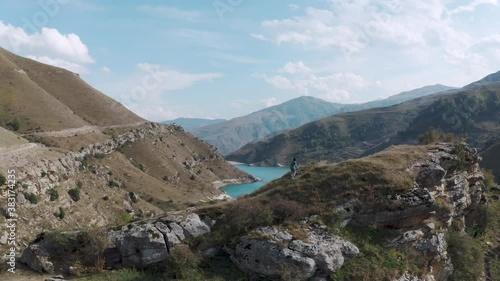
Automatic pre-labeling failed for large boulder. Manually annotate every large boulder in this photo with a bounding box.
[21,213,215,272]
[226,226,358,280]
[106,222,169,268]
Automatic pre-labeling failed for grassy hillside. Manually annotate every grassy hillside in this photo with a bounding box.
[0,125,28,148]
[0,47,144,133]
[227,78,500,166]
[192,85,453,155]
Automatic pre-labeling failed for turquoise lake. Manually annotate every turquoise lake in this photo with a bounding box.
[222,164,290,198]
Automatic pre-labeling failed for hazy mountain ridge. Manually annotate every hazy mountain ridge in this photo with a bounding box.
[192,84,454,155]
[226,71,500,165]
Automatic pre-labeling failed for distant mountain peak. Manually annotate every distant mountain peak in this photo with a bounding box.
[464,70,500,89]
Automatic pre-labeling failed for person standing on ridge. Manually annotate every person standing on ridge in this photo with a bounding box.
[290,158,298,180]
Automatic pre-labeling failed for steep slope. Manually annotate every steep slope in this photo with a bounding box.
[163,117,227,130]
[227,76,500,165]
[192,85,454,155]
[0,47,144,133]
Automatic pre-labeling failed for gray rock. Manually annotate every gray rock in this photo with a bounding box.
[180,213,210,238]
[20,243,55,273]
[155,222,181,248]
[415,162,445,189]
[0,231,8,245]
[228,237,317,279]
[389,230,424,246]
[227,226,358,279]
[168,222,185,241]
[107,222,168,268]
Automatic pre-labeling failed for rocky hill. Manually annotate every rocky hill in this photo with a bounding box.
[0,50,254,269]
[0,47,143,133]
[15,142,500,280]
[191,85,454,155]
[162,118,226,131]
[226,72,500,166]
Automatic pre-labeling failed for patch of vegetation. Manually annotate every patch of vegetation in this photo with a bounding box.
[108,179,121,188]
[417,127,460,145]
[0,174,6,186]
[48,188,59,201]
[6,117,21,131]
[102,195,109,201]
[128,192,138,203]
[56,207,65,219]
[447,231,484,281]
[167,245,203,280]
[24,192,40,204]
[482,168,496,191]
[68,188,81,202]
[121,212,132,224]
[135,163,147,172]
[41,171,47,178]
[93,153,106,159]
[331,224,421,281]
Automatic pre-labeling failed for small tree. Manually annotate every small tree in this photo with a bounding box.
[68,188,81,202]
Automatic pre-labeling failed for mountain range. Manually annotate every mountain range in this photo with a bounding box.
[191,84,455,154]
[226,71,500,167]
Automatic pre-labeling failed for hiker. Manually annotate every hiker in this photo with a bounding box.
[290,158,298,179]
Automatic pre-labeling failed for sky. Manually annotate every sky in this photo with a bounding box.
[1,0,500,121]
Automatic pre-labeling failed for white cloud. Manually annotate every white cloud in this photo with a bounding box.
[258,61,366,102]
[250,33,268,41]
[261,97,279,107]
[0,21,94,73]
[139,5,202,21]
[214,53,263,64]
[135,63,222,93]
[101,66,112,73]
[449,0,498,15]
[27,56,89,74]
[279,61,312,74]
[288,4,300,10]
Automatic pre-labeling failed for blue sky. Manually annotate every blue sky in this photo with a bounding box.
[1,0,500,121]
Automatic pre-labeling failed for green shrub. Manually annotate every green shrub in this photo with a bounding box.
[447,231,484,281]
[93,153,106,159]
[24,192,39,204]
[168,245,201,279]
[7,118,21,131]
[482,168,497,190]
[41,171,47,178]
[0,174,6,186]
[57,207,65,219]
[417,127,441,144]
[68,188,81,202]
[48,189,59,201]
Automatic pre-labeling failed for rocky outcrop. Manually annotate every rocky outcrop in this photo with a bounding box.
[353,143,484,281]
[13,123,217,197]
[21,213,213,273]
[225,226,359,280]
